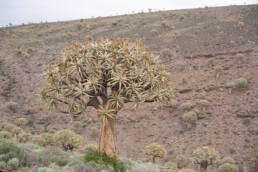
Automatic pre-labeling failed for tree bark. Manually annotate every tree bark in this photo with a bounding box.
[99,116,117,157]
[152,156,156,163]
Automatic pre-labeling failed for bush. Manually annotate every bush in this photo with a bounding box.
[17,132,32,143]
[225,82,235,88]
[0,161,6,169]
[218,163,238,172]
[161,48,172,58]
[36,146,69,167]
[33,133,55,146]
[167,99,178,109]
[11,126,23,136]
[144,143,166,163]
[84,150,127,172]
[176,154,189,169]
[73,121,83,133]
[54,129,83,151]
[179,102,195,110]
[83,143,98,153]
[182,111,197,123]
[235,77,248,90]
[0,131,12,139]
[16,118,27,127]
[0,139,27,165]
[192,146,220,171]
[250,154,258,172]
[220,157,235,165]
[182,111,197,129]
[5,101,18,112]
[2,123,17,132]
[7,158,19,169]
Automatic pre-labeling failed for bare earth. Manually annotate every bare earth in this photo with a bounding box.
[0,5,257,171]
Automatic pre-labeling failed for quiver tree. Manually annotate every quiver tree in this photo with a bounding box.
[192,146,220,172]
[144,143,167,163]
[40,38,173,157]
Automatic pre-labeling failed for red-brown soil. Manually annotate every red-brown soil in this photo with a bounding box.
[0,5,257,171]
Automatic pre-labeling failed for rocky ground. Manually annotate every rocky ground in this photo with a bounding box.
[0,4,257,171]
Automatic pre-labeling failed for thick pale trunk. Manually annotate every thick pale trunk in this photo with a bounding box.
[99,116,117,157]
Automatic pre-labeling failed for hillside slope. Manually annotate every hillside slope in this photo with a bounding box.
[0,5,257,171]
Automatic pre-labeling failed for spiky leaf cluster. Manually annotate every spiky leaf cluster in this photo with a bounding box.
[192,146,220,166]
[41,38,173,117]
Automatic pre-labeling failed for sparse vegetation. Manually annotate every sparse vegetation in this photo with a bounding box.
[182,111,198,129]
[192,146,220,171]
[0,5,257,171]
[0,131,12,139]
[179,102,195,110]
[7,157,19,169]
[144,143,166,163]
[218,163,238,172]
[235,77,248,90]
[54,129,83,151]
[242,118,250,127]
[16,118,27,127]
[161,48,172,58]
[176,154,189,169]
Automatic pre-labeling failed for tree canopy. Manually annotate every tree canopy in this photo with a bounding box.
[41,38,173,117]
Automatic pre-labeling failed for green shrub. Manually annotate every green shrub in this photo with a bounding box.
[0,154,9,162]
[73,121,82,133]
[179,102,195,110]
[235,77,248,90]
[218,163,238,172]
[192,146,220,171]
[229,148,236,154]
[144,143,166,163]
[182,111,197,123]
[17,132,32,143]
[84,150,127,172]
[0,161,6,169]
[161,48,172,58]
[3,124,17,132]
[10,126,23,136]
[220,157,235,165]
[0,131,12,139]
[37,166,55,172]
[5,101,18,112]
[242,118,250,127]
[54,129,83,151]
[33,133,55,146]
[250,154,258,172]
[35,146,68,167]
[7,158,19,169]
[167,99,178,108]
[16,118,27,127]
[0,139,27,165]
[176,154,189,169]
[225,82,235,88]
[182,111,197,129]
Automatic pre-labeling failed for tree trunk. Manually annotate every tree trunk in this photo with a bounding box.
[152,156,156,163]
[200,161,208,172]
[99,116,117,157]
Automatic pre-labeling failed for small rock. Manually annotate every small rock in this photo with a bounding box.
[236,109,255,118]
